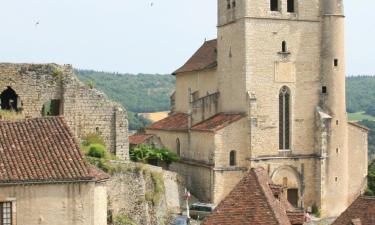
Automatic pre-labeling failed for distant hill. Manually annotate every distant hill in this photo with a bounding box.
[75,69,175,130]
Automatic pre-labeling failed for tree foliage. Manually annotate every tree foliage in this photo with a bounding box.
[130,144,180,165]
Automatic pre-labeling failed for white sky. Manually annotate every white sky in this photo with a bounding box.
[0,0,373,75]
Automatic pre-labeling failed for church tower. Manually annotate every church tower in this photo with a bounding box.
[146,0,368,218]
[215,0,365,217]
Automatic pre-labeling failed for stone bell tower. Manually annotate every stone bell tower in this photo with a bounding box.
[214,0,365,217]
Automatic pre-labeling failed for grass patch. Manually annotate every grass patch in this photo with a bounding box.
[348,111,375,121]
[0,110,25,121]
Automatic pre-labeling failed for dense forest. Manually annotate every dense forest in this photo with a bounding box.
[347,76,375,116]
[75,70,175,130]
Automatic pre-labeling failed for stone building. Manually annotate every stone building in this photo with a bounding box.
[146,0,369,217]
[0,63,128,160]
[0,117,109,225]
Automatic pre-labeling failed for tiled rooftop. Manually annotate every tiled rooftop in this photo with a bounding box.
[0,116,109,184]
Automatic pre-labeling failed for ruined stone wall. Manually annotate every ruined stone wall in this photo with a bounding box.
[0,182,107,225]
[0,63,128,160]
[107,163,186,225]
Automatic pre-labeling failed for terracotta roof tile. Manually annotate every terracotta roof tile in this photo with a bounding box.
[192,113,245,131]
[146,113,188,131]
[202,168,304,225]
[173,39,217,75]
[332,196,375,225]
[0,117,108,184]
[129,134,154,145]
[146,113,245,132]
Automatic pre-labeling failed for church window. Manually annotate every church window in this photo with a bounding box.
[334,59,339,67]
[232,1,236,8]
[279,86,291,150]
[176,138,181,156]
[322,86,327,94]
[0,202,12,225]
[282,41,287,53]
[229,150,236,166]
[271,0,279,11]
[287,0,295,13]
[227,0,231,9]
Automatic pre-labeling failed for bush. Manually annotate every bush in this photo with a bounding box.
[130,144,180,165]
[87,144,107,158]
[81,133,106,147]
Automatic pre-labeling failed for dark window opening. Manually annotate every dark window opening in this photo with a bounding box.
[0,202,12,225]
[192,91,200,102]
[287,189,299,208]
[322,86,327,94]
[271,0,279,11]
[279,86,291,150]
[287,0,295,12]
[335,177,338,182]
[282,41,287,53]
[232,1,236,8]
[176,138,181,156]
[334,59,339,67]
[227,0,231,9]
[229,151,237,166]
[0,87,19,111]
[41,99,61,116]
[336,120,339,125]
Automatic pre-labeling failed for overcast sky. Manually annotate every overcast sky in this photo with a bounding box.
[0,0,373,75]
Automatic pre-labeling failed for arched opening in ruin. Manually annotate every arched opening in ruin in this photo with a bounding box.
[0,87,19,111]
[41,99,61,116]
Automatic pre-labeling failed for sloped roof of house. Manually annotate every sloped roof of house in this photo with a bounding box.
[173,39,217,75]
[332,196,375,225]
[146,112,245,132]
[129,134,155,145]
[0,117,109,184]
[201,168,304,225]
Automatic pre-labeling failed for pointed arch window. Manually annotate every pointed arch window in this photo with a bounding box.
[279,86,291,150]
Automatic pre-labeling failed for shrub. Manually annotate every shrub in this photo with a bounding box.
[87,144,107,158]
[130,144,180,165]
[81,133,106,147]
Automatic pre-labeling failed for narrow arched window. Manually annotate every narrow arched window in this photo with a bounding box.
[282,41,287,53]
[229,151,236,166]
[279,86,291,150]
[270,0,279,11]
[176,138,181,156]
[227,0,231,9]
[287,0,295,12]
[232,0,236,8]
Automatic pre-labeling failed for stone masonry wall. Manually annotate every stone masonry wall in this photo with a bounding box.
[107,163,187,225]
[0,63,128,160]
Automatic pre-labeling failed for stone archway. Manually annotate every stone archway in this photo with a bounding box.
[0,87,19,111]
[271,166,302,208]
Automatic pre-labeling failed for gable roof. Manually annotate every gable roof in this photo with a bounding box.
[332,196,375,225]
[0,117,109,184]
[129,134,155,145]
[146,112,245,132]
[173,39,217,75]
[202,168,304,225]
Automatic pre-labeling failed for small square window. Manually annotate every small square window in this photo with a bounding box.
[322,86,327,94]
[334,59,339,67]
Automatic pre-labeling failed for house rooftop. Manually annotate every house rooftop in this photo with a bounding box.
[0,116,109,184]
[129,134,155,145]
[332,196,375,225]
[201,168,304,225]
[173,39,217,75]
